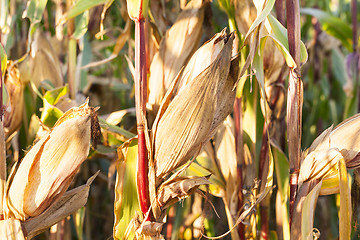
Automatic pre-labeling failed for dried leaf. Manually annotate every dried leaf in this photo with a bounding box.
[23,173,98,239]
[157,176,210,209]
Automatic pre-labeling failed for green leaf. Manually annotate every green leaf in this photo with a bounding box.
[244,0,275,41]
[301,182,322,240]
[271,140,289,202]
[301,8,352,51]
[61,0,109,23]
[72,10,89,40]
[40,99,64,127]
[43,86,68,105]
[23,0,48,24]
[98,117,135,139]
[114,139,139,240]
[0,0,9,32]
[0,43,7,78]
[267,14,308,68]
[0,44,8,106]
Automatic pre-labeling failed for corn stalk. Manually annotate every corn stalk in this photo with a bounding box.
[286,0,303,226]
[127,0,151,221]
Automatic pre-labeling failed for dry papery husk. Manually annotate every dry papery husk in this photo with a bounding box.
[5,100,98,221]
[147,0,205,116]
[299,113,360,188]
[23,173,98,239]
[152,31,238,179]
[4,62,24,141]
[19,30,63,89]
[0,219,26,240]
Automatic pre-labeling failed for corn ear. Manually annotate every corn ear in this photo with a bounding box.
[175,28,228,94]
[298,148,343,188]
[153,32,236,178]
[6,100,97,220]
[4,63,24,140]
[147,0,205,113]
[0,219,25,240]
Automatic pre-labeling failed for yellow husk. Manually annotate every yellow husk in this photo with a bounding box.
[6,101,94,220]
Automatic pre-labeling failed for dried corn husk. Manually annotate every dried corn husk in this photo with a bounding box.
[4,63,24,140]
[175,28,228,94]
[23,173,98,239]
[19,31,63,89]
[0,219,25,240]
[153,32,237,178]
[147,0,205,114]
[6,100,97,220]
[303,113,360,170]
[157,176,210,209]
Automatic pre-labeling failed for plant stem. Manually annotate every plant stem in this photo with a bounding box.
[286,0,303,227]
[0,53,5,220]
[234,97,245,240]
[259,122,269,240]
[67,0,76,99]
[134,19,151,220]
[275,0,285,26]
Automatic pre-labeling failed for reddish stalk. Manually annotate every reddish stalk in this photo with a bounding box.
[134,18,151,221]
[351,0,360,112]
[286,0,303,227]
[275,0,286,26]
[166,206,175,238]
[234,97,245,240]
[259,122,269,240]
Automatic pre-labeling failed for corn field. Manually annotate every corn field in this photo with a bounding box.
[0,0,359,239]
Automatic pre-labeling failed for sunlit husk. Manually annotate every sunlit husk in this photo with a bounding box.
[175,29,228,94]
[157,176,210,209]
[4,63,24,140]
[153,32,236,178]
[0,219,25,240]
[6,101,96,220]
[302,113,360,171]
[147,0,205,114]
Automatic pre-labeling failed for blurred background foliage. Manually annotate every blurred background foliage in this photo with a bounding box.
[0,0,359,239]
